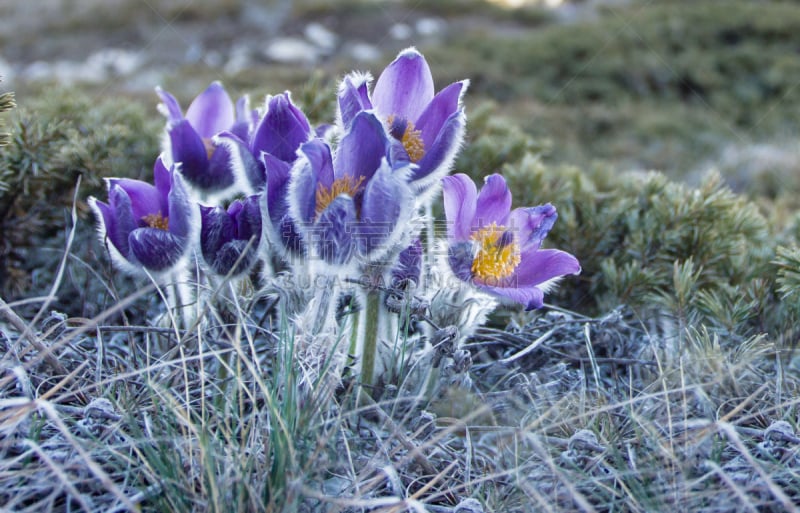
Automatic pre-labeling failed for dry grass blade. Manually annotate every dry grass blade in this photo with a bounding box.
[36,400,138,512]
[0,297,70,376]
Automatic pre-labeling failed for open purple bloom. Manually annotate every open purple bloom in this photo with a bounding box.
[290,110,412,267]
[157,81,255,195]
[442,173,580,310]
[338,48,468,195]
[89,156,196,275]
[199,195,263,277]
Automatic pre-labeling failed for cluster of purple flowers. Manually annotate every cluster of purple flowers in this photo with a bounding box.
[90,47,580,315]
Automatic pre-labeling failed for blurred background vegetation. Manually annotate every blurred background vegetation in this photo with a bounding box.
[3,0,800,345]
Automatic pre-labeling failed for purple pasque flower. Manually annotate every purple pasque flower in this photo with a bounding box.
[338,47,468,195]
[216,92,312,192]
[199,195,263,277]
[289,110,413,267]
[391,238,423,289]
[89,156,196,275]
[157,81,255,195]
[442,173,580,311]
[214,92,312,254]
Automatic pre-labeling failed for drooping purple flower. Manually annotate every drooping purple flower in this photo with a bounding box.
[89,156,196,275]
[441,173,580,311]
[289,110,413,267]
[338,48,468,196]
[391,238,423,288]
[199,195,263,277]
[216,92,312,191]
[215,92,312,255]
[157,81,256,196]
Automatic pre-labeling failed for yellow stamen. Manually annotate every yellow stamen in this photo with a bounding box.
[202,137,215,160]
[470,222,521,281]
[387,115,425,163]
[315,175,365,217]
[142,212,169,231]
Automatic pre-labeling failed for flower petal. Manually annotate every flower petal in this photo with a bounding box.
[214,131,262,192]
[192,141,236,191]
[475,174,512,227]
[168,119,210,188]
[209,239,258,276]
[108,179,161,221]
[199,199,260,276]
[513,248,581,288]
[447,241,474,282]
[373,47,434,123]
[334,111,387,184]
[277,214,304,255]
[153,156,171,200]
[262,152,292,223]
[508,204,558,252]
[478,284,544,311]
[102,185,138,260]
[356,159,411,257]
[392,238,423,287]
[231,95,254,141]
[337,72,373,129]
[128,228,186,272]
[415,80,466,148]
[411,108,465,191]
[314,195,357,266]
[441,173,477,241]
[236,195,263,243]
[166,171,194,239]
[250,92,311,163]
[290,140,333,225]
[200,205,234,262]
[156,87,183,124]
[185,81,235,139]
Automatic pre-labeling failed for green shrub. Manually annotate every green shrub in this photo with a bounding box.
[0,87,160,300]
[458,106,794,342]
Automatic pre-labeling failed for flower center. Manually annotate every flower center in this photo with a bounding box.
[202,137,216,160]
[142,212,169,231]
[387,115,425,163]
[315,175,365,217]
[470,222,521,281]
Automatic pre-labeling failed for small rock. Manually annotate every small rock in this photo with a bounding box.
[84,397,120,422]
[389,23,413,40]
[204,50,223,68]
[454,498,485,513]
[304,22,338,52]
[347,42,381,62]
[264,37,319,64]
[185,43,204,64]
[416,17,446,37]
[0,57,15,86]
[225,45,253,75]
[86,48,143,76]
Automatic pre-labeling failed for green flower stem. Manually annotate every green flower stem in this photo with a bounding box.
[347,298,361,368]
[361,288,381,388]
